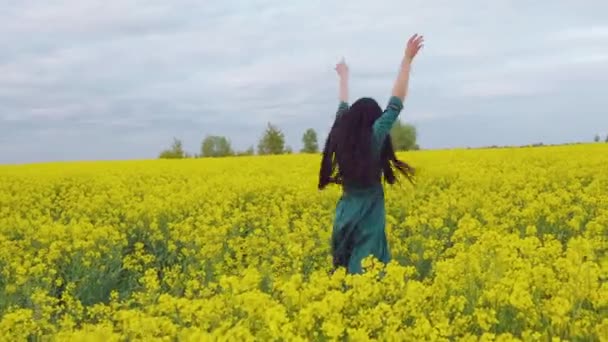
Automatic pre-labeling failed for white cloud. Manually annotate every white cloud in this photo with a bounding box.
[1,0,608,163]
[551,25,608,41]
[454,81,548,99]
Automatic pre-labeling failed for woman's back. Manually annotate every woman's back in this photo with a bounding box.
[318,34,424,273]
[319,95,410,191]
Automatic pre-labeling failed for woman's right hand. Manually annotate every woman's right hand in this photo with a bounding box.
[392,34,424,100]
[404,34,424,63]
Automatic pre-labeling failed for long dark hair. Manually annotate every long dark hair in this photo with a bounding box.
[318,97,415,190]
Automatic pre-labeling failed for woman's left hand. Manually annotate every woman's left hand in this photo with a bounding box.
[335,57,349,78]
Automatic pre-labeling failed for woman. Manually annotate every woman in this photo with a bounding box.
[319,34,424,274]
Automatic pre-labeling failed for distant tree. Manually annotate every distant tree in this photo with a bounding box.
[594,134,601,143]
[201,135,233,157]
[605,134,608,143]
[285,146,293,154]
[236,145,255,156]
[301,128,319,153]
[390,119,418,151]
[257,123,286,155]
[159,137,186,159]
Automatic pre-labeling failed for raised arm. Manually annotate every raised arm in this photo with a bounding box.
[373,34,424,141]
[392,34,423,101]
[335,58,349,118]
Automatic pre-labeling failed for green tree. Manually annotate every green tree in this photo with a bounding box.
[257,123,285,155]
[201,135,233,157]
[236,146,255,156]
[390,119,418,151]
[301,128,319,153]
[159,137,186,159]
[594,134,600,143]
[605,134,608,143]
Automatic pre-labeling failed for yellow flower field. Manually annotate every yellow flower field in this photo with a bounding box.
[1,144,607,341]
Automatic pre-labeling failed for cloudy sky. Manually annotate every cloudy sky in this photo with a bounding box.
[1,1,607,164]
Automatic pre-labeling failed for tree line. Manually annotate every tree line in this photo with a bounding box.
[593,134,608,143]
[159,120,418,159]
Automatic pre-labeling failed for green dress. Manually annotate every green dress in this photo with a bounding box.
[331,96,404,274]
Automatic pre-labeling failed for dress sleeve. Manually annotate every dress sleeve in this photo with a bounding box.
[372,96,404,142]
[335,101,349,119]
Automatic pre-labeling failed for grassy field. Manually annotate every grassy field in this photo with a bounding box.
[0,144,607,341]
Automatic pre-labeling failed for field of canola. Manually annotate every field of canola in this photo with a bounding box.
[0,144,607,341]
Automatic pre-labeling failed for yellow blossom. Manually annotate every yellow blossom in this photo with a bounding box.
[0,144,606,340]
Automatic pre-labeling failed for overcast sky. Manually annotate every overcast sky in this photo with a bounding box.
[1,1,607,164]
